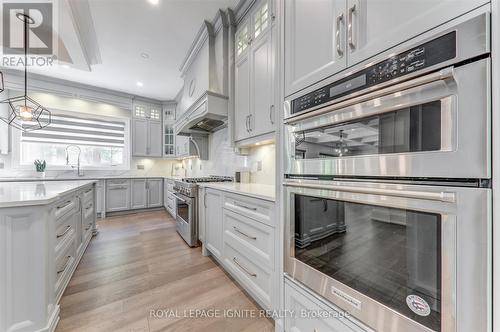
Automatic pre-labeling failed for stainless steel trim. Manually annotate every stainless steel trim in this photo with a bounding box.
[56,225,71,238]
[285,67,453,124]
[233,226,257,240]
[336,13,344,56]
[348,4,356,49]
[233,257,257,277]
[57,256,72,275]
[233,201,258,211]
[284,180,490,332]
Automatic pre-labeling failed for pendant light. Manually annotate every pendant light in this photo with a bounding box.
[0,13,51,132]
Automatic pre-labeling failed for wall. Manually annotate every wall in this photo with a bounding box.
[182,127,275,185]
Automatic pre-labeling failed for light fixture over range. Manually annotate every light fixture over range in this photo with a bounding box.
[0,13,51,132]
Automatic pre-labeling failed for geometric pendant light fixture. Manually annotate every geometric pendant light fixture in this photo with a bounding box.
[0,13,51,132]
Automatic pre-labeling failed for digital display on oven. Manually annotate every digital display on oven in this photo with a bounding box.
[329,74,366,98]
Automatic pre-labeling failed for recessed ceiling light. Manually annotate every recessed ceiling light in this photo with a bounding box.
[148,0,159,5]
[140,52,149,59]
[62,64,70,69]
[136,81,144,87]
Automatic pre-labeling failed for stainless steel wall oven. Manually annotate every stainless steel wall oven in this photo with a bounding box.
[283,11,492,332]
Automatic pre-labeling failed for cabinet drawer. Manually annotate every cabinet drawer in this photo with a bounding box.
[82,201,94,220]
[82,186,94,204]
[285,279,369,332]
[55,242,76,300]
[107,179,130,186]
[223,209,274,270]
[55,213,76,254]
[223,193,275,226]
[82,211,94,243]
[223,241,272,310]
[54,196,78,220]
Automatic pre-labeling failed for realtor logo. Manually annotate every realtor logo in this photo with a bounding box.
[1,1,57,68]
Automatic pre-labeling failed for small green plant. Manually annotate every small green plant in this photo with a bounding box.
[34,159,46,173]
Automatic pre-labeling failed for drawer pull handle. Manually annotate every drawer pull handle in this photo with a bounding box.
[233,257,257,277]
[84,188,92,194]
[109,186,128,190]
[85,223,93,231]
[233,226,257,240]
[85,204,93,210]
[233,202,257,211]
[57,256,72,275]
[57,200,72,210]
[56,225,71,238]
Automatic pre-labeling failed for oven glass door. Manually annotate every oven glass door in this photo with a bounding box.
[176,194,191,224]
[294,193,441,331]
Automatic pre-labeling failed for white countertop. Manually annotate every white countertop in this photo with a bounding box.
[0,175,180,182]
[198,182,275,201]
[0,180,97,208]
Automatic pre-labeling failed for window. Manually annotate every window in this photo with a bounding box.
[14,111,130,169]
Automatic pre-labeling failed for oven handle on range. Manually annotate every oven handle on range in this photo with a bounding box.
[172,194,188,203]
[284,66,454,124]
[284,181,456,203]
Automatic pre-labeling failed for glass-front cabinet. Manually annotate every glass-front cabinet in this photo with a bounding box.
[163,103,177,158]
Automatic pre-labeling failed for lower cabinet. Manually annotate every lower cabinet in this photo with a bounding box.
[131,179,148,209]
[205,188,223,258]
[201,187,276,310]
[285,278,369,332]
[107,178,164,213]
[147,178,163,208]
[106,179,131,212]
[164,178,176,218]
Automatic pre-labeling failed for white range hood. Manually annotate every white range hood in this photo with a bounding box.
[175,10,230,135]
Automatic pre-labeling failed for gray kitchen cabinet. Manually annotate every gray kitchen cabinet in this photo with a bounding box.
[234,0,276,142]
[346,0,488,67]
[132,103,162,157]
[147,178,163,208]
[284,0,347,97]
[131,179,147,209]
[105,179,131,212]
[205,188,223,259]
[96,180,104,216]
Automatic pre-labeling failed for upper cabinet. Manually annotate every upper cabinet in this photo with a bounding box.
[234,0,276,142]
[163,102,177,158]
[132,102,162,157]
[284,0,347,97]
[284,0,488,97]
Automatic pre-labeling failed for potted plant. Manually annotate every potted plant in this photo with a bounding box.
[34,159,47,178]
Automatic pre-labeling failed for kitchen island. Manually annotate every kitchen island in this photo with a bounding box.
[0,180,97,332]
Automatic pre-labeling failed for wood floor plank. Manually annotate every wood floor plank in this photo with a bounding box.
[55,210,274,332]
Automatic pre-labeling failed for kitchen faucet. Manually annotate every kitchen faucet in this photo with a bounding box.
[65,145,84,177]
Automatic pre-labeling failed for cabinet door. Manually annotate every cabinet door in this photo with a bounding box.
[132,118,148,156]
[284,0,347,97]
[250,1,275,136]
[148,121,162,157]
[131,179,147,209]
[96,181,104,215]
[234,21,251,142]
[347,0,488,66]
[106,185,130,212]
[205,189,223,259]
[147,179,163,208]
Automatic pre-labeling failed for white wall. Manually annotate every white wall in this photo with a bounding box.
[182,127,275,185]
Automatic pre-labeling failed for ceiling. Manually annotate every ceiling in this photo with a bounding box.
[25,0,239,101]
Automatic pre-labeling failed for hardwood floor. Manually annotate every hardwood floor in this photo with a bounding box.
[56,210,274,332]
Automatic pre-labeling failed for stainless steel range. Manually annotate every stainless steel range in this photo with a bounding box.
[173,176,232,247]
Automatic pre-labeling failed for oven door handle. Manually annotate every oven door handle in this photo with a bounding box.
[172,194,188,204]
[284,181,456,203]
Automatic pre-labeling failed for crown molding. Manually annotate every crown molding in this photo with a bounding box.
[178,20,214,76]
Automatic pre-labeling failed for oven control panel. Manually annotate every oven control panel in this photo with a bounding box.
[291,31,457,116]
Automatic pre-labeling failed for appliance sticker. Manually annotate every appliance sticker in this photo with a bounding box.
[331,286,361,310]
[406,295,431,317]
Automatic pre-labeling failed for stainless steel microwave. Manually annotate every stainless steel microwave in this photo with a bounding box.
[283,13,490,179]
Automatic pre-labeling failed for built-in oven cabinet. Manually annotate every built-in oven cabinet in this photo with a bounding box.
[204,188,224,259]
[284,179,491,332]
[285,278,370,332]
[284,0,488,97]
[285,58,490,178]
[346,0,489,67]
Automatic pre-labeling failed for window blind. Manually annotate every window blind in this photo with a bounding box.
[21,113,126,147]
